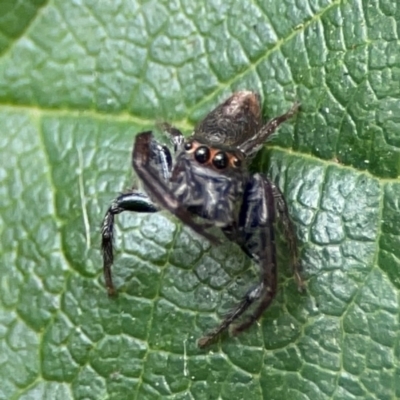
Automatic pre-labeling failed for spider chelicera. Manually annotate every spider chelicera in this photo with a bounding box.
[101,91,304,347]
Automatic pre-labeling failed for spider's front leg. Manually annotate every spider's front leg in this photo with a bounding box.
[101,131,171,296]
[101,192,159,295]
[199,174,278,347]
[133,132,220,244]
[159,122,185,152]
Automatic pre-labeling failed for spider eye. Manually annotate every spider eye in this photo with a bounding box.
[194,146,210,163]
[233,158,241,168]
[212,152,229,169]
[184,142,193,151]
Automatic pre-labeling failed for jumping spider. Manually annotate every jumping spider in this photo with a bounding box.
[101,91,304,347]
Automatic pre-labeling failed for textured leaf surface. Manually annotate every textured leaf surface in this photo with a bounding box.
[1,1,400,399]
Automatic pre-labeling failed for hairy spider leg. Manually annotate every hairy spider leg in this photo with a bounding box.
[158,122,185,152]
[271,183,305,291]
[133,132,221,244]
[101,192,158,296]
[198,174,277,347]
[101,131,173,295]
[239,102,299,157]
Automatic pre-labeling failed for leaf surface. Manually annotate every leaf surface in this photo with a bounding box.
[1,1,400,399]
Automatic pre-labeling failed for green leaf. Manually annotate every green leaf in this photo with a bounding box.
[1,1,400,399]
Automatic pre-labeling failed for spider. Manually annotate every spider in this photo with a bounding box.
[101,91,304,347]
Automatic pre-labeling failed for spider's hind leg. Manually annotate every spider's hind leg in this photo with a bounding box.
[271,183,305,291]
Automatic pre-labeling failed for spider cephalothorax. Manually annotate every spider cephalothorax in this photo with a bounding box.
[101,91,304,347]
